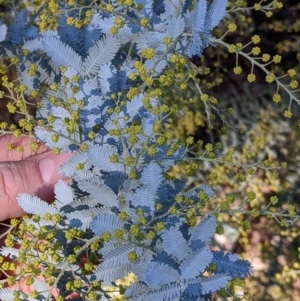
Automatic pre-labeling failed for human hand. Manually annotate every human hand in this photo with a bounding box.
[0,134,72,221]
[0,134,74,298]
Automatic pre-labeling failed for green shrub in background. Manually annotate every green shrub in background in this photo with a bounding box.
[0,0,299,300]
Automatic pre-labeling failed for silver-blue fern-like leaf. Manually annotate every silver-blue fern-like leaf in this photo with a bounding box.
[179,246,213,280]
[183,274,231,298]
[90,212,124,236]
[17,193,58,215]
[211,251,253,278]
[145,262,180,285]
[42,35,82,73]
[161,227,188,261]
[188,215,216,248]
[54,180,74,210]
[189,0,227,59]
[204,0,227,31]
[82,35,120,76]
[0,288,14,301]
[0,24,7,42]
[8,9,27,45]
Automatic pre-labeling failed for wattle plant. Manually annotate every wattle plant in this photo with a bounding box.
[0,0,255,300]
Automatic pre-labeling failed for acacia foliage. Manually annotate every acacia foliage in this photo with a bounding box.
[0,0,252,300]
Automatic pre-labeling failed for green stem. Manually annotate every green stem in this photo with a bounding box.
[210,37,300,105]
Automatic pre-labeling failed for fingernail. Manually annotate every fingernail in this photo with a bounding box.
[39,158,55,184]
[38,153,73,184]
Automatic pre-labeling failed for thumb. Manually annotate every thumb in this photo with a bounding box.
[0,151,72,221]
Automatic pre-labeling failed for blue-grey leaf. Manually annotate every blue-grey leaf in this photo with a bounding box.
[25,25,38,40]
[90,212,123,236]
[78,180,119,207]
[0,24,7,42]
[98,62,118,95]
[144,283,180,301]
[9,9,27,45]
[162,227,188,261]
[93,263,132,281]
[42,36,82,73]
[0,288,14,301]
[211,251,253,278]
[102,244,143,268]
[131,187,156,213]
[141,162,163,193]
[197,274,231,294]
[167,16,185,39]
[125,282,148,298]
[83,36,120,76]
[54,180,74,210]
[17,193,58,215]
[87,144,124,172]
[179,246,212,280]
[193,0,207,32]
[164,0,182,17]
[0,247,19,259]
[204,0,227,31]
[188,215,216,248]
[145,261,180,285]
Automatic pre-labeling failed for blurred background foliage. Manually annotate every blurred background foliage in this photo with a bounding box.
[0,0,300,300]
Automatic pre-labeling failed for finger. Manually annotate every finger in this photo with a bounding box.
[0,151,73,221]
[0,134,48,161]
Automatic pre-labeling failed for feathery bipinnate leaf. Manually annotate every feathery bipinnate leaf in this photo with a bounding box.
[77,180,119,208]
[65,203,112,230]
[125,93,144,119]
[182,184,214,200]
[141,162,163,193]
[143,283,180,301]
[162,227,188,261]
[90,212,123,236]
[184,274,231,297]
[25,25,38,40]
[87,144,124,172]
[193,0,207,32]
[131,187,157,213]
[42,36,82,74]
[83,36,120,76]
[8,9,27,45]
[198,274,231,294]
[167,16,185,39]
[58,151,92,178]
[98,62,118,95]
[145,262,180,286]
[164,0,183,17]
[93,263,132,281]
[32,277,51,299]
[0,24,7,42]
[211,251,253,279]
[54,180,74,210]
[17,193,58,216]
[124,282,148,299]
[101,243,135,267]
[179,246,213,280]
[0,247,19,259]
[58,14,101,57]
[0,288,14,301]
[188,215,216,248]
[189,0,227,58]
[204,0,227,31]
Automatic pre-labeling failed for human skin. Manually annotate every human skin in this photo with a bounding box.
[0,134,72,221]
